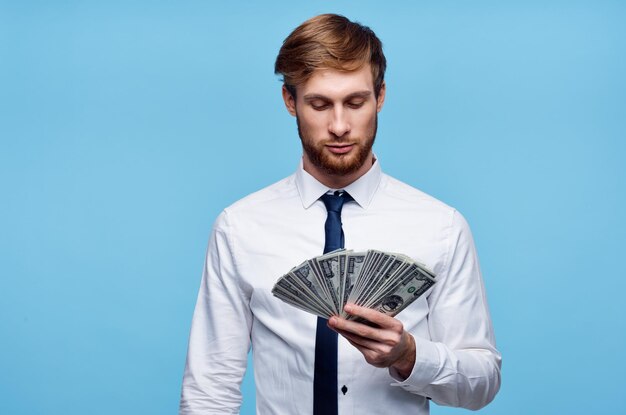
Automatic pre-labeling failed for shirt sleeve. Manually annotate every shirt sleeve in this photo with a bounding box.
[179,210,253,414]
[389,209,502,410]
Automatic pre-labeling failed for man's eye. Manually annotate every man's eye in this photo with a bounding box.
[347,101,365,109]
[311,102,330,110]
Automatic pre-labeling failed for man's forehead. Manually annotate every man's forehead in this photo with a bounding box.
[298,65,375,99]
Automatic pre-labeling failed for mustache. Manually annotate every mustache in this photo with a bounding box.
[325,135,352,143]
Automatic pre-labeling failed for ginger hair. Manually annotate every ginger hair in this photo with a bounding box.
[274,14,386,98]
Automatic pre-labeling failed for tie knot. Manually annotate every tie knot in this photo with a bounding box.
[320,191,352,213]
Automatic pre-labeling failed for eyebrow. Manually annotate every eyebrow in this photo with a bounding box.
[303,91,373,102]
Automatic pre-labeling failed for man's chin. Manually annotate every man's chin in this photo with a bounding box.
[302,138,374,178]
[318,155,364,176]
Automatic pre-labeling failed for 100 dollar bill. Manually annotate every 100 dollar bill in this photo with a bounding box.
[272,250,436,320]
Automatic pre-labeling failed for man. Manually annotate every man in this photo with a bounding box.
[180,13,501,414]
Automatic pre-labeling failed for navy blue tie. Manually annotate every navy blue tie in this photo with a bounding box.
[314,191,352,415]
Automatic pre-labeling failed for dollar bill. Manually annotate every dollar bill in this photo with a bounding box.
[272,250,436,320]
[341,252,367,317]
[272,274,334,317]
[364,265,436,317]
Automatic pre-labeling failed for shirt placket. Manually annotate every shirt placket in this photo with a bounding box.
[337,335,355,414]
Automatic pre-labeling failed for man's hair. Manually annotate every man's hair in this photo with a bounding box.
[274,14,386,98]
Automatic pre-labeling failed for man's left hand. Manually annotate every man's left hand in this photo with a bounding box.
[327,303,416,380]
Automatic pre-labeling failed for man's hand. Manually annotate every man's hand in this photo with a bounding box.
[327,303,416,380]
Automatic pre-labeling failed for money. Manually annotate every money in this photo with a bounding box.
[271,250,436,320]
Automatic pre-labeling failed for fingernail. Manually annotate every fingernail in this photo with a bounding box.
[328,317,336,326]
[344,304,353,313]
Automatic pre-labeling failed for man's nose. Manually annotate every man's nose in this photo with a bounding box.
[328,107,350,137]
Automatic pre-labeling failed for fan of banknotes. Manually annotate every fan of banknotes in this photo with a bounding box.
[272,249,436,320]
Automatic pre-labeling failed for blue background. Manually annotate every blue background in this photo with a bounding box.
[1,1,625,414]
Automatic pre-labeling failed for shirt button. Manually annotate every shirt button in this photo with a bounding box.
[341,385,348,395]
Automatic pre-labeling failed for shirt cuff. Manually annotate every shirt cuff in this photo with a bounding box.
[389,336,441,393]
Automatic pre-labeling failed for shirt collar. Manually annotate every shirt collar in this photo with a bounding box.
[295,156,382,209]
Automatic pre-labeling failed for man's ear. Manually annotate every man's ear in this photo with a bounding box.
[376,81,386,113]
[282,85,297,117]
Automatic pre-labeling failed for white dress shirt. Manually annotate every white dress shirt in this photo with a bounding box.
[179,159,501,414]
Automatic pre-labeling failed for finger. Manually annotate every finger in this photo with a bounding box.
[336,328,386,352]
[343,335,394,368]
[344,303,402,330]
[329,316,398,345]
[329,316,381,340]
